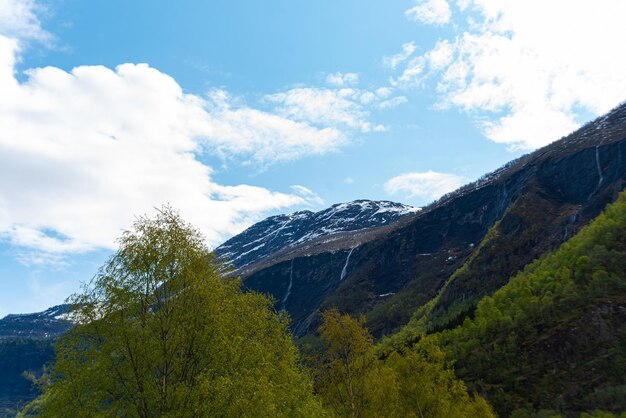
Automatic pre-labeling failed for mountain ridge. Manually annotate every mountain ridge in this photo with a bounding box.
[215,199,418,271]
[236,102,626,336]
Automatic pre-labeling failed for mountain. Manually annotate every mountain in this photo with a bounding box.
[0,305,72,340]
[4,102,626,416]
[222,102,626,337]
[0,305,72,416]
[214,200,418,270]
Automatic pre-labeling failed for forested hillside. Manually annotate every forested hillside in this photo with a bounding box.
[421,191,626,416]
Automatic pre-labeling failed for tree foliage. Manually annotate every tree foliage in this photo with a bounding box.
[314,309,495,418]
[21,207,324,417]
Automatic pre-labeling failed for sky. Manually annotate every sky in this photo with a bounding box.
[1,0,625,316]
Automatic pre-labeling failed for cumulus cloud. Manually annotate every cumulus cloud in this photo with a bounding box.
[0,3,345,256]
[0,0,412,259]
[399,0,626,149]
[325,72,359,87]
[0,53,311,252]
[405,0,451,26]
[384,170,466,200]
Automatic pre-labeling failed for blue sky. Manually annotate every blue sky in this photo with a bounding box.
[1,0,625,316]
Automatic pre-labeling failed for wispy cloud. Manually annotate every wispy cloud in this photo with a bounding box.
[378,96,408,110]
[290,185,325,206]
[396,0,626,149]
[0,0,51,43]
[405,0,451,26]
[199,89,350,164]
[265,87,371,132]
[325,72,359,87]
[383,42,417,70]
[384,170,466,200]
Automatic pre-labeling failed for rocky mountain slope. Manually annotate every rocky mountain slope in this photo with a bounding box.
[229,103,626,337]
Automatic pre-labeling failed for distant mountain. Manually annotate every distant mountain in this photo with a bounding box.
[0,305,73,340]
[232,102,626,337]
[215,200,418,269]
[0,305,73,416]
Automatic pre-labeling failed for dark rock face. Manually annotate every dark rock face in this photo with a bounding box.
[239,103,626,337]
[431,139,626,328]
[215,200,418,269]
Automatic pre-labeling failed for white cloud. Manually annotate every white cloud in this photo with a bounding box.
[0,0,409,260]
[384,170,466,200]
[199,89,348,164]
[326,72,359,87]
[343,177,355,184]
[0,0,50,42]
[378,96,408,110]
[391,56,426,87]
[375,87,392,98]
[0,49,332,253]
[359,91,376,105]
[426,39,453,70]
[401,0,626,149]
[290,185,324,206]
[383,42,417,70]
[0,3,362,256]
[265,87,373,132]
[405,0,451,26]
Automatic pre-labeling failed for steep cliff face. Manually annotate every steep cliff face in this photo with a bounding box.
[239,103,626,337]
[429,140,626,332]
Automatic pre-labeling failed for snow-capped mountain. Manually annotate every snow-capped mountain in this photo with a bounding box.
[215,200,419,269]
[0,304,73,340]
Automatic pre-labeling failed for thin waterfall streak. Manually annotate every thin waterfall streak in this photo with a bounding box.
[281,259,294,309]
[340,248,355,281]
[595,146,604,188]
[588,146,605,200]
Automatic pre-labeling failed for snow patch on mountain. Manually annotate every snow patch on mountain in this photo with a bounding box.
[215,200,418,268]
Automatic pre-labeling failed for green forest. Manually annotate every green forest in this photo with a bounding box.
[18,191,626,417]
